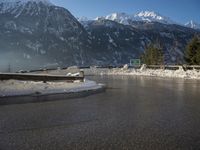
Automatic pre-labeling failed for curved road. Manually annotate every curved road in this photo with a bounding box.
[0,76,200,150]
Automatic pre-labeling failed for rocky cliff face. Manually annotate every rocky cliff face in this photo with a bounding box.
[0,0,92,71]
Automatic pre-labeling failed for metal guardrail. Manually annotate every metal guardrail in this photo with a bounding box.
[146,65,200,70]
[183,65,200,70]
[0,72,84,82]
[147,65,179,70]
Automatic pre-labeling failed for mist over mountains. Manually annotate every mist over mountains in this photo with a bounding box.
[0,0,200,72]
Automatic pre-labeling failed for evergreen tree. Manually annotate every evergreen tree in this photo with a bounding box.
[141,43,164,65]
[185,36,200,65]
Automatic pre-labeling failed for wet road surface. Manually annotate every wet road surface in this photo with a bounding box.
[0,76,200,150]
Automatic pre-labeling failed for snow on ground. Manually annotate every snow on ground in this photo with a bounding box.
[106,68,200,79]
[24,65,200,80]
[83,67,200,80]
[0,79,104,97]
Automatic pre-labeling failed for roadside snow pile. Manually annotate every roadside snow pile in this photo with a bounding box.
[0,79,104,97]
[82,64,200,79]
[106,67,200,79]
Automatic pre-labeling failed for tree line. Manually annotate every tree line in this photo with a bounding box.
[141,35,200,65]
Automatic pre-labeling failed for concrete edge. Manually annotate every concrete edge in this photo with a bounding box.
[0,85,106,105]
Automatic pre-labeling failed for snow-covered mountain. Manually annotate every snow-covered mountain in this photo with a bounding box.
[134,11,175,24]
[185,20,200,30]
[95,11,175,25]
[77,16,89,22]
[84,11,200,31]
[103,12,131,25]
[0,0,200,72]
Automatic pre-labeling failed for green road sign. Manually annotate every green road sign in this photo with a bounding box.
[130,59,141,66]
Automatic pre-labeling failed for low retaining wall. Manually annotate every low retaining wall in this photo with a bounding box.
[0,72,84,82]
[0,85,106,105]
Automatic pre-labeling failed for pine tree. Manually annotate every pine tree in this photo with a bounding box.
[141,43,164,65]
[185,36,200,65]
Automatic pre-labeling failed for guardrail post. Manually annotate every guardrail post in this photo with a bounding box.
[79,71,85,82]
[160,65,165,70]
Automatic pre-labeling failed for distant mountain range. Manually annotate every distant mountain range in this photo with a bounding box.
[95,11,175,25]
[78,11,200,30]
[0,0,200,72]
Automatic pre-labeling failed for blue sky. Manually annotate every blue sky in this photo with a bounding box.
[51,0,200,24]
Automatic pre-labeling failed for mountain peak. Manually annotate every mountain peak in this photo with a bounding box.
[105,12,130,25]
[136,11,160,18]
[134,10,174,24]
[105,12,128,19]
[185,20,200,29]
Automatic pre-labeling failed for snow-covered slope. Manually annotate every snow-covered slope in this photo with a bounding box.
[104,13,131,25]
[134,11,175,24]
[96,12,131,25]
[77,16,92,27]
[77,16,89,22]
[185,20,200,30]
[0,79,104,98]
[0,0,53,15]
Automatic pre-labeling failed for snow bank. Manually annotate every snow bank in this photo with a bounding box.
[0,79,104,97]
[105,68,200,79]
[83,66,200,80]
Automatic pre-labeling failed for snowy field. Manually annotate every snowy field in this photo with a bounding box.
[0,79,104,97]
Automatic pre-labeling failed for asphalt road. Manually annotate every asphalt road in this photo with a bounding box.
[0,76,200,150]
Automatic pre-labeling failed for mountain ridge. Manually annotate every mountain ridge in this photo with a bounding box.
[94,11,176,25]
[0,0,52,4]
[81,11,200,30]
[0,1,200,72]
